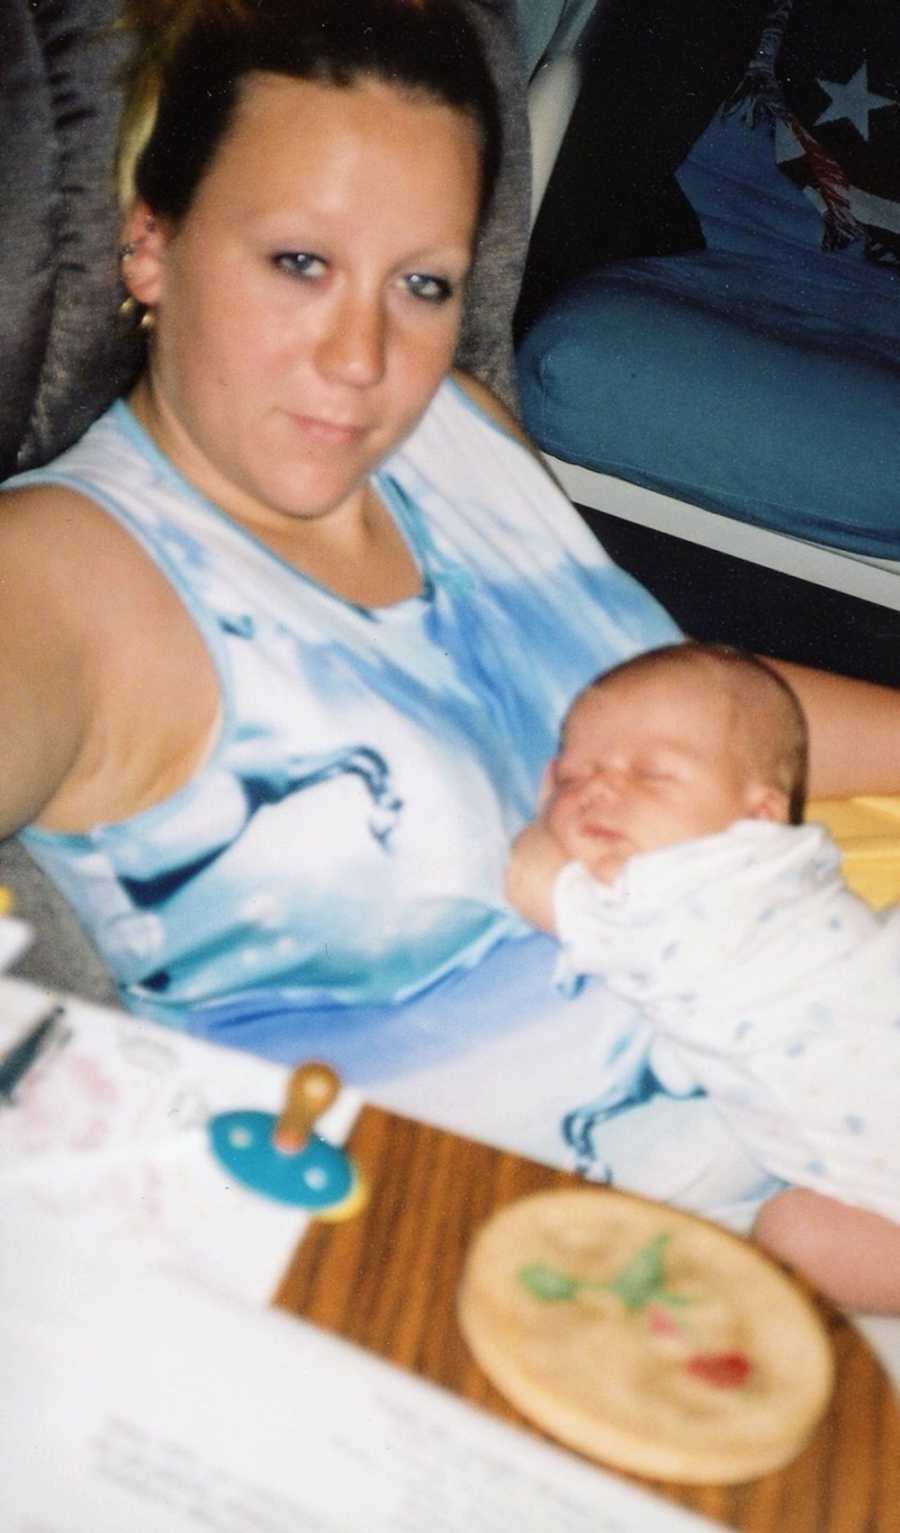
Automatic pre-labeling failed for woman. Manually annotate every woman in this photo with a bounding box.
[2,0,899,1222]
[0,0,672,1019]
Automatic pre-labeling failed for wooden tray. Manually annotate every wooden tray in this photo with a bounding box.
[273,1104,900,1531]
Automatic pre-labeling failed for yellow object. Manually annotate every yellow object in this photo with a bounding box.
[0,887,13,917]
[809,796,900,910]
[318,1169,370,1223]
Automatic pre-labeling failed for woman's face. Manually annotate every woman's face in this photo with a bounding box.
[124,73,480,534]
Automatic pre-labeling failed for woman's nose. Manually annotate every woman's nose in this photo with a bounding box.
[316,288,387,387]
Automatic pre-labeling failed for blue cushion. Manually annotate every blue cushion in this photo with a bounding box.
[517,244,900,556]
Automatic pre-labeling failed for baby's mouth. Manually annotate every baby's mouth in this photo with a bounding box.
[578,820,623,843]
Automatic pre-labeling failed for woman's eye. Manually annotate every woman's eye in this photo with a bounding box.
[272,252,326,280]
[404,272,453,304]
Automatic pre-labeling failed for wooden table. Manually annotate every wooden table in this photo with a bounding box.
[274,1104,900,1532]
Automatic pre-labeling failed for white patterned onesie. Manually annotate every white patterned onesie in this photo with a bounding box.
[553,820,900,1223]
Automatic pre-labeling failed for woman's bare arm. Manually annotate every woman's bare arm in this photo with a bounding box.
[0,489,93,837]
[768,658,900,799]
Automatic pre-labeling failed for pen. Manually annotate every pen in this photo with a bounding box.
[0,1003,67,1104]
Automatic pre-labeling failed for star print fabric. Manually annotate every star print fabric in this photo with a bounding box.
[727,0,900,262]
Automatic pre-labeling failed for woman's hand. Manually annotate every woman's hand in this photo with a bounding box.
[504,819,570,935]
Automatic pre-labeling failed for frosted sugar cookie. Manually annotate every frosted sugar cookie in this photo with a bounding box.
[458,1189,833,1484]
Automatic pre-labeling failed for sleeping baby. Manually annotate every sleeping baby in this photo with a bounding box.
[506,641,900,1313]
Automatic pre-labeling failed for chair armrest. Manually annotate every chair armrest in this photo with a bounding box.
[527,53,583,226]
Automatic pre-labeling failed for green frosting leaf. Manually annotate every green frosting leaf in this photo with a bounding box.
[516,1232,690,1316]
[605,1233,670,1310]
[518,1263,580,1301]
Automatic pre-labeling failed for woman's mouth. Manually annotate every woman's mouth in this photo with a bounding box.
[288,414,366,445]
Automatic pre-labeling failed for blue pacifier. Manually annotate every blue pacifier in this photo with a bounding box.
[208,1062,366,1216]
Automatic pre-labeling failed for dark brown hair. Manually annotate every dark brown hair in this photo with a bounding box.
[119,0,501,228]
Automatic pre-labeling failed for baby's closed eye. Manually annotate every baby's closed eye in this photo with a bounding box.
[638,764,675,783]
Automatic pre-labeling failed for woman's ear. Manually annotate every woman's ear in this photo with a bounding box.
[119,201,169,308]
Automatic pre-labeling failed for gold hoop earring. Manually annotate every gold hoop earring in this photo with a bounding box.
[117,294,154,334]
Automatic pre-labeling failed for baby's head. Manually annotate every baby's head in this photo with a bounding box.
[545,643,808,882]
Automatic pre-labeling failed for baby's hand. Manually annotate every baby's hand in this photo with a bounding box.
[504,820,569,935]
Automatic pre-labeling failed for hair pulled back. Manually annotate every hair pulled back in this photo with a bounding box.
[118,0,501,227]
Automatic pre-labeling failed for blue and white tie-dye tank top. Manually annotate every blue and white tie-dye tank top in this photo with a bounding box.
[13,379,679,1027]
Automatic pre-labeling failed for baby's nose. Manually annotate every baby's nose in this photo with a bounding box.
[580,767,622,803]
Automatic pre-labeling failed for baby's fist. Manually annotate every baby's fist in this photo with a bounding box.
[505,820,568,934]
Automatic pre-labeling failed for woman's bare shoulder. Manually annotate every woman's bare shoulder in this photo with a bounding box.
[0,482,209,836]
[450,368,535,451]
[1,486,109,638]
[0,487,107,833]
[0,482,169,621]
[2,480,135,557]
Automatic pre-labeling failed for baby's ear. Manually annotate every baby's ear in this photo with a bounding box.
[746,783,790,825]
[536,759,558,810]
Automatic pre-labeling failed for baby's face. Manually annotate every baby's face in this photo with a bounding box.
[544,670,775,883]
